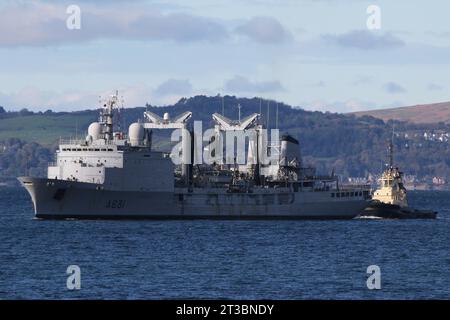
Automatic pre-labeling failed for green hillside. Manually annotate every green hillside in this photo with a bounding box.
[0,113,96,146]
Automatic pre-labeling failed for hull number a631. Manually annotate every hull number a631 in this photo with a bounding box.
[105,200,126,209]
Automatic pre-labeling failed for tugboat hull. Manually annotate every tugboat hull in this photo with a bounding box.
[360,201,437,219]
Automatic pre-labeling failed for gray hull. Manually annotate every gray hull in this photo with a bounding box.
[19,177,369,220]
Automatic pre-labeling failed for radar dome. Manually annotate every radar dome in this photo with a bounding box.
[128,122,144,147]
[163,112,170,121]
[88,122,102,140]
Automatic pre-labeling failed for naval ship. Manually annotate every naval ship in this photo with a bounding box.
[19,92,371,219]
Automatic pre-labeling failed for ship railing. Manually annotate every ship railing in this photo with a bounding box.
[339,184,371,191]
[59,138,118,146]
[59,138,87,145]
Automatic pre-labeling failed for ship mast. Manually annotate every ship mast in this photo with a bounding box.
[237,103,242,123]
[388,124,394,168]
[388,140,393,169]
[100,91,120,141]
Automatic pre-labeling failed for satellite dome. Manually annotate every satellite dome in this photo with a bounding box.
[85,135,93,144]
[128,122,144,147]
[88,122,102,140]
[163,112,170,121]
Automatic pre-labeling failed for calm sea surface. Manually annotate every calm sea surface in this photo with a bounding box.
[0,185,449,299]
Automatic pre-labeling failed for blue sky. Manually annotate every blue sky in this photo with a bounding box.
[0,0,449,112]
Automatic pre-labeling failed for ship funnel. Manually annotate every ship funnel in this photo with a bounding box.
[280,135,301,167]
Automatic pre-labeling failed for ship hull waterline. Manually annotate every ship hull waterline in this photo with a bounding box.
[360,201,437,219]
[19,177,370,220]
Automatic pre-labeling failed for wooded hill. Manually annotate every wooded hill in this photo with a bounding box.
[1,96,449,181]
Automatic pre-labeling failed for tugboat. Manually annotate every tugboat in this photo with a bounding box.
[360,135,437,219]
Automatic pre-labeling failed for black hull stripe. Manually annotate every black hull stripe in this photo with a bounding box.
[35,214,356,221]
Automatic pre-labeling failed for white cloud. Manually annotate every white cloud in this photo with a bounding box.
[308,81,326,88]
[351,75,373,86]
[302,99,376,113]
[0,1,228,47]
[427,83,444,91]
[383,82,406,94]
[321,30,405,50]
[0,79,199,110]
[224,75,284,94]
[235,16,291,44]
[0,86,97,111]
[154,79,193,96]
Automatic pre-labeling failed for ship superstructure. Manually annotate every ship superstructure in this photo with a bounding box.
[372,140,408,207]
[19,92,371,219]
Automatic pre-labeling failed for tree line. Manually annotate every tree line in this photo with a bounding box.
[1,95,449,180]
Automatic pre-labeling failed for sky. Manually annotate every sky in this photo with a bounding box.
[0,0,450,112]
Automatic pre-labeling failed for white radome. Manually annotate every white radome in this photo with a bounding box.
[128,122,144,146]
[88,122,102,141]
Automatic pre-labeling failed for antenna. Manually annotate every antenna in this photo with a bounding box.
[266,100,270,128]
[237,103,242,123]
[259,97,262,115]
[276,103,279,129]
[222,95,225,116]
[389,122,395,168]
[116,93,124,134]
[259,97,262,125]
